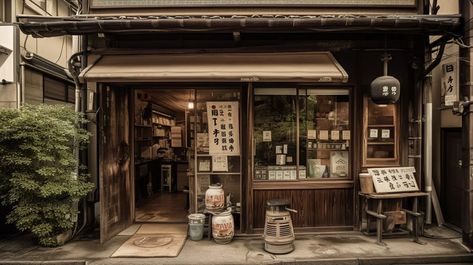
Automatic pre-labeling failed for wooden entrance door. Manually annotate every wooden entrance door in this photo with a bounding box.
[99,85,133,243]
[441,128,463,228]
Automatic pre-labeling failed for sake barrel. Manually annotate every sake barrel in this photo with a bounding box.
[205,183,225,211]
[212,210,234,244]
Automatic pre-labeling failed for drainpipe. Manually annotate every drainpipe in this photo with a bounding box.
[20,64,25,107]
[423,39,446,224]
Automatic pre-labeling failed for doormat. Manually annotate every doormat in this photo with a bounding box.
[111,224,187,258]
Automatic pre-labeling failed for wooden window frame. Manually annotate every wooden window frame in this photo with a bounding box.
[361,96,400,168]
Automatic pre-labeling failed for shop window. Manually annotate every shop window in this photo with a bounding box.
[300,89,350,179]
[253,88,351,181]
[362,97,399,167]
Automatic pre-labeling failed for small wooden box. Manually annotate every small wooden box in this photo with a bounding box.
[384,210,407,231]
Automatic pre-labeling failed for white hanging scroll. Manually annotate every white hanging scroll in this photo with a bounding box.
[368,167,419,193]
[206,101,240,155]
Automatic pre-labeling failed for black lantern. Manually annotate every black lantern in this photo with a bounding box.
[370,53,400,104]
[370,75,400,104]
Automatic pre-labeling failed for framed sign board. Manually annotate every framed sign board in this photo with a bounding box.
[91,0,417,8]
[368,167,419,193]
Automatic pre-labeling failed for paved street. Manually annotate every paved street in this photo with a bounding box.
[0,226,472,265]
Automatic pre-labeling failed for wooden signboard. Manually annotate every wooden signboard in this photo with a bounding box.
[368,167,419,193]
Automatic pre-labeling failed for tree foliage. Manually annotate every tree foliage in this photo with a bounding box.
[0,105,94,247]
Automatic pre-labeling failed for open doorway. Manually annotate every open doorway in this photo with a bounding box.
[133,88,193,223]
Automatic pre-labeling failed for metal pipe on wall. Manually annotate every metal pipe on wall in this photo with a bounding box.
[424,102,433,224]
[423,39,447,225]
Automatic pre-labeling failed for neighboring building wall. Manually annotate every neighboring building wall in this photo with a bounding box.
[0,0,75,108]
[430,0,462,224]
[17,0,73,69]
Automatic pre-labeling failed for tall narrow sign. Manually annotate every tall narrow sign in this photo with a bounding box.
[207,101,240,155]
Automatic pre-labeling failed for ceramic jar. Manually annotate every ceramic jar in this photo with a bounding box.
[212,210,234,244]
[205,183,225,211]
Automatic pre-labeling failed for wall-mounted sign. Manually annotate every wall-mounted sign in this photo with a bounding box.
[207,101,240,155]
[368,167,419,193]
[441,62,459,106]
[370,75,400,104]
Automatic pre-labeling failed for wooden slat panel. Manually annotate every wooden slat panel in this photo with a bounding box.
[99,86,133,243]
[253,189,353,229]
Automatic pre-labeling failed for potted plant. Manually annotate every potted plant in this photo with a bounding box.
[0,104,94,247]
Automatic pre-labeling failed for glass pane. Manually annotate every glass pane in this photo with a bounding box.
[367,100,395,125]
[300,88,350,179]
[366,98,396,159]
[253,89,297,180]
[193,89,241,212]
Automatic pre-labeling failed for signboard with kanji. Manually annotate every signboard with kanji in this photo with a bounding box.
[442,62,458,106]
[206,101,240,155]
[368,167,419,193]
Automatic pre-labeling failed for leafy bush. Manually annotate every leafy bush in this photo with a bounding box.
[0,105,94,247]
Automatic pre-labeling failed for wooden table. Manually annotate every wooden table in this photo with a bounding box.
[359,191,429,246]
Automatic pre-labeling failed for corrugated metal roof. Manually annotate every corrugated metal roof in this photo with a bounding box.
[18,14,461,38]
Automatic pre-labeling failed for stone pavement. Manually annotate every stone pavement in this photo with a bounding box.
[0,226,472,265]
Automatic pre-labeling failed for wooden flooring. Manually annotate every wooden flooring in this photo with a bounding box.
[135,192,188,223]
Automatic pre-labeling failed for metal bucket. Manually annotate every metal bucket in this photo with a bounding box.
[188,213,206,241]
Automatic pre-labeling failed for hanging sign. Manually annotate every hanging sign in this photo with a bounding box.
[441,63,458,106]
[368,167,419,193]
[370,76,400,104]
[207,101,240,155]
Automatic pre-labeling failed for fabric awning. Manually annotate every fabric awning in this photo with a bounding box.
[79,52,348,83]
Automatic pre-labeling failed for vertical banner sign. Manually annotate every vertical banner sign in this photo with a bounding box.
[207,101,240,155]
[442,63,458,106]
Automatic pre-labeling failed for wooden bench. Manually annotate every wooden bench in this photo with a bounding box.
[359,191,428,246]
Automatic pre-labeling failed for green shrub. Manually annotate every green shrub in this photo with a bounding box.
[0,104,94,247]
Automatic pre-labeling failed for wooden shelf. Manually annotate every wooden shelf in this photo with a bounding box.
[135,137,153,142]
[153,123,172,127]
[367,142,395,145]
[367,124,395,128]
[135,124,152,128]
[197,172,241,175]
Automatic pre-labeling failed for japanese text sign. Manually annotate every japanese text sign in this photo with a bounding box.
[368,167,419,193]
[207,101,240,155]
[442,63,458,106]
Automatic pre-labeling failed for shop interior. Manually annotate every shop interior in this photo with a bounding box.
[133,89,191,223]
[133,88,242,228]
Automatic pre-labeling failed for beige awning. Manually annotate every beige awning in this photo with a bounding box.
[79,52,348,83]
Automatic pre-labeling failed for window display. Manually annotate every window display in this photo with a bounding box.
[189,89,242,212]
[253,88,351,181]
[362,97,399,166]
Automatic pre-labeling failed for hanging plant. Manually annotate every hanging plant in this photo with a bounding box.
[0,104,94,247]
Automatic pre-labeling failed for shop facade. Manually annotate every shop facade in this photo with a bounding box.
[19,1,463,243]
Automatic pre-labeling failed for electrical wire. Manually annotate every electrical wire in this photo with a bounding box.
[55,36,66,63]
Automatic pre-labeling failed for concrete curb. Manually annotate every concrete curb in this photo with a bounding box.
[280,254,473,265]
[0,261,86,265]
